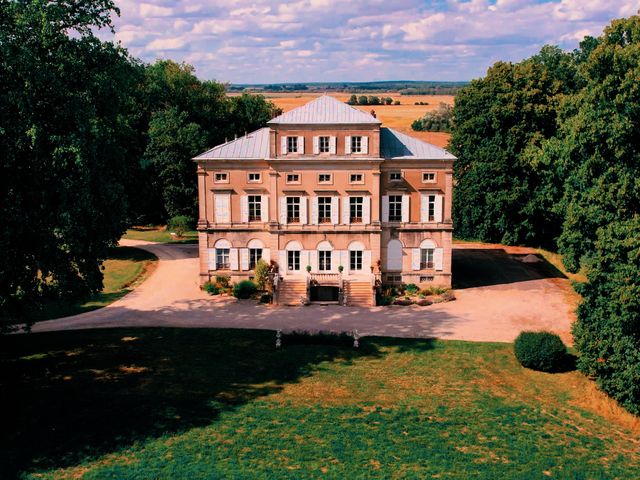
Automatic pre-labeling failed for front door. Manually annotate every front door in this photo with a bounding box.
[310,286,339,302]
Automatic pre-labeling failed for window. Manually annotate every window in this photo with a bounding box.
[318,250,332,271]
[214,172,228,183]
[350,250,363,271]
[249,248,262,269]
[386,274,402,283]
[389,171,402,181]
[426,194,436,222]
[420,276,434,282]
[388,195,403,222]
[286,173,300,184]
[349,173,364,184]
[319,136,330,153]
[286,197,300,223]
[248,172,261,183]
[287,250,300,271]
[422,172,436,183]
[351,136,362,153]
[318,197,332,223]
[216,248,230,269]
[349,197,363,223]
[287,136,298,153]
[318,173,332,184]
[421,248,434,269]
[248,195,261,221]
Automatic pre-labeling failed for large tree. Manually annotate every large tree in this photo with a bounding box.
[449,46,579,247]
[0,0,138,321]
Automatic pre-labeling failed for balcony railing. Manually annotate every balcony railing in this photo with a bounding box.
[287,217,300,223]
[310,273,341,285]
[350,217,363,223]
[420,262,434,270]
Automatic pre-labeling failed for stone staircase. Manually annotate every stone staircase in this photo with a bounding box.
[276,279,308,306]
[344,280,374,307]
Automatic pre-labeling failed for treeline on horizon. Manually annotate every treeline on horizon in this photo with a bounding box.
[229,80,468,95]
[450,16,640,414]
[0,0,281,323]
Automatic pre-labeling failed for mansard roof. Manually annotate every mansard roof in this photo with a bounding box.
[267,95,381,125]
[380,128,455,160]
[193,127,270,160]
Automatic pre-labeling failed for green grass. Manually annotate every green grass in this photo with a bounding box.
[2,329,638,479]
[123,225,198,243]
[27,247,157,322]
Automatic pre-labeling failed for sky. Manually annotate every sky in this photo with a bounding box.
[104,0,640,83]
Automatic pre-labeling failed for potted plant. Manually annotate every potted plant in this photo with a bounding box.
[338,265,344,273]
[306,265,312,273]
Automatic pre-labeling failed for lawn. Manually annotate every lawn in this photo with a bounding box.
[27,247,157,322]
[123,225,198,243]
[2,329,639,479]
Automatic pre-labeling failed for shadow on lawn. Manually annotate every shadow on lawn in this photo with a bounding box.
[0,328,434,477]
[453,248,567,289]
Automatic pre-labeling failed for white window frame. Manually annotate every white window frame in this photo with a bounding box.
[349,173,364,184]
[286,196,301,223]
[349,196,364,223]
[286,173,301,184]
[389,171,402,181]
[216,248,230,269]
[247,172,261,183]
[318,173,332,184]
[287,250,301,271]
[287,136,298,154]
[422,172,437,183]
[420,248,434,270]
[214,172,229,184]
[351,136,363,153]
[318,196,332,224]
[248,195,262,222]
[350,250,363,271]
[388,195,403,222]
[319,136,330,153]
[249,248,262,269]
[318,250,332,271]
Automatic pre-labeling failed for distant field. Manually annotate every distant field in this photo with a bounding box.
[234,92,454,148]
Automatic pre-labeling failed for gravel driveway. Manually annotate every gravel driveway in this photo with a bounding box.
[30,240,577,343]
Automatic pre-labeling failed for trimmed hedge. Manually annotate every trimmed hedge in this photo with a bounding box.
[232,280,257,299]
[514,331,567,372]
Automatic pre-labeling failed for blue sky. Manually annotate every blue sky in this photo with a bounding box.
[104,0,639,83]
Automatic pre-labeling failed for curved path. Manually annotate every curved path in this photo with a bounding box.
[31,240,576,343]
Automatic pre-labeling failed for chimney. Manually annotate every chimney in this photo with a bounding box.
[370,110,377,118]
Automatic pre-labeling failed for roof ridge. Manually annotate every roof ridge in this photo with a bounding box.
[268,95,381,125]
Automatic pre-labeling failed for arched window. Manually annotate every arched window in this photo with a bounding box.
[285,240,302,251]
[387,239,403,271]
[247,239,264,269]
[317,240,333,271]
[347,241,365,251]
[348,241,364,271]
[420,239,436,269]
[285,240,302,271]
[214,239,231,269]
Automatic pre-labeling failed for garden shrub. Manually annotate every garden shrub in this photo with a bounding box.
[254,259,270,290]
[232,280,257,299]
[416,298,432,306]
[393,299,413,306]
[405,283,419,295]
[259,293,272,304]
[514,331,567,372]
[441,290,456,302]
[167,215,191,237]
[215,275,230,288]
[376,294,394,306]
[203,281,220,295]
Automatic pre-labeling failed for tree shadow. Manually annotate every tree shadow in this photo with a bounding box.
[453,249,567,289]
[0,327,433,477]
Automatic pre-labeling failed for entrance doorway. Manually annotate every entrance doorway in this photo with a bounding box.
[310,285,339,302]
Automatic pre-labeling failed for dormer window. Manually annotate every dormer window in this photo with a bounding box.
[351,136,363,153]
[287,136,298,153]
[422,172,436,183]
[214,172,228,183]
[248,172,261,183]
[389,171,402,181]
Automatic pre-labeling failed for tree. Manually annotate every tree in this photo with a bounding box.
[412,103,454,132]
[449,45,579,246]
[0,0,138,322]
[358,95,368,105]
[572,217,640,414]
[347,94,358,105]
[385,97,393,105]
[368,95,381,105]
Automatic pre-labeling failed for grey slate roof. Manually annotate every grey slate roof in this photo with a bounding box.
[193,127,270,160]
[380,128,455,160]
[267,95,381,125]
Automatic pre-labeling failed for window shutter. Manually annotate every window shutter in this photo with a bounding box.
[240,195,249,223]
[340,250,349,275]
[363,250,372,272]
[309,250,318,273]
[331,196,339,224]
[278,250,287,273]
[381,195,389,222]
[363,196,371,224]
[329,136,337,154]
[412,248,421,271]
[215,194,230,223]
[311,197,319,225]
[230,248,239,270]
[279,197,287,224]
[362,136,369,154]
[420,194,429,223]
[297,136,304,154]
[331,250,340,273]
[401,195,410,223]
[345,135,352,154]
[300,197,308,224]
[312,136,319,154]
[342,197,350,225]
[240,248,249,270]
[261,196,269,222]
[435,195,443,223]
[262,248,271,264]
[281,136,287,155]
[434,248,444,271]
[301,250,309,271]
[208,248,217,270]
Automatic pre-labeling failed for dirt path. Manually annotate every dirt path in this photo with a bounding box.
[31,240,576,344]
